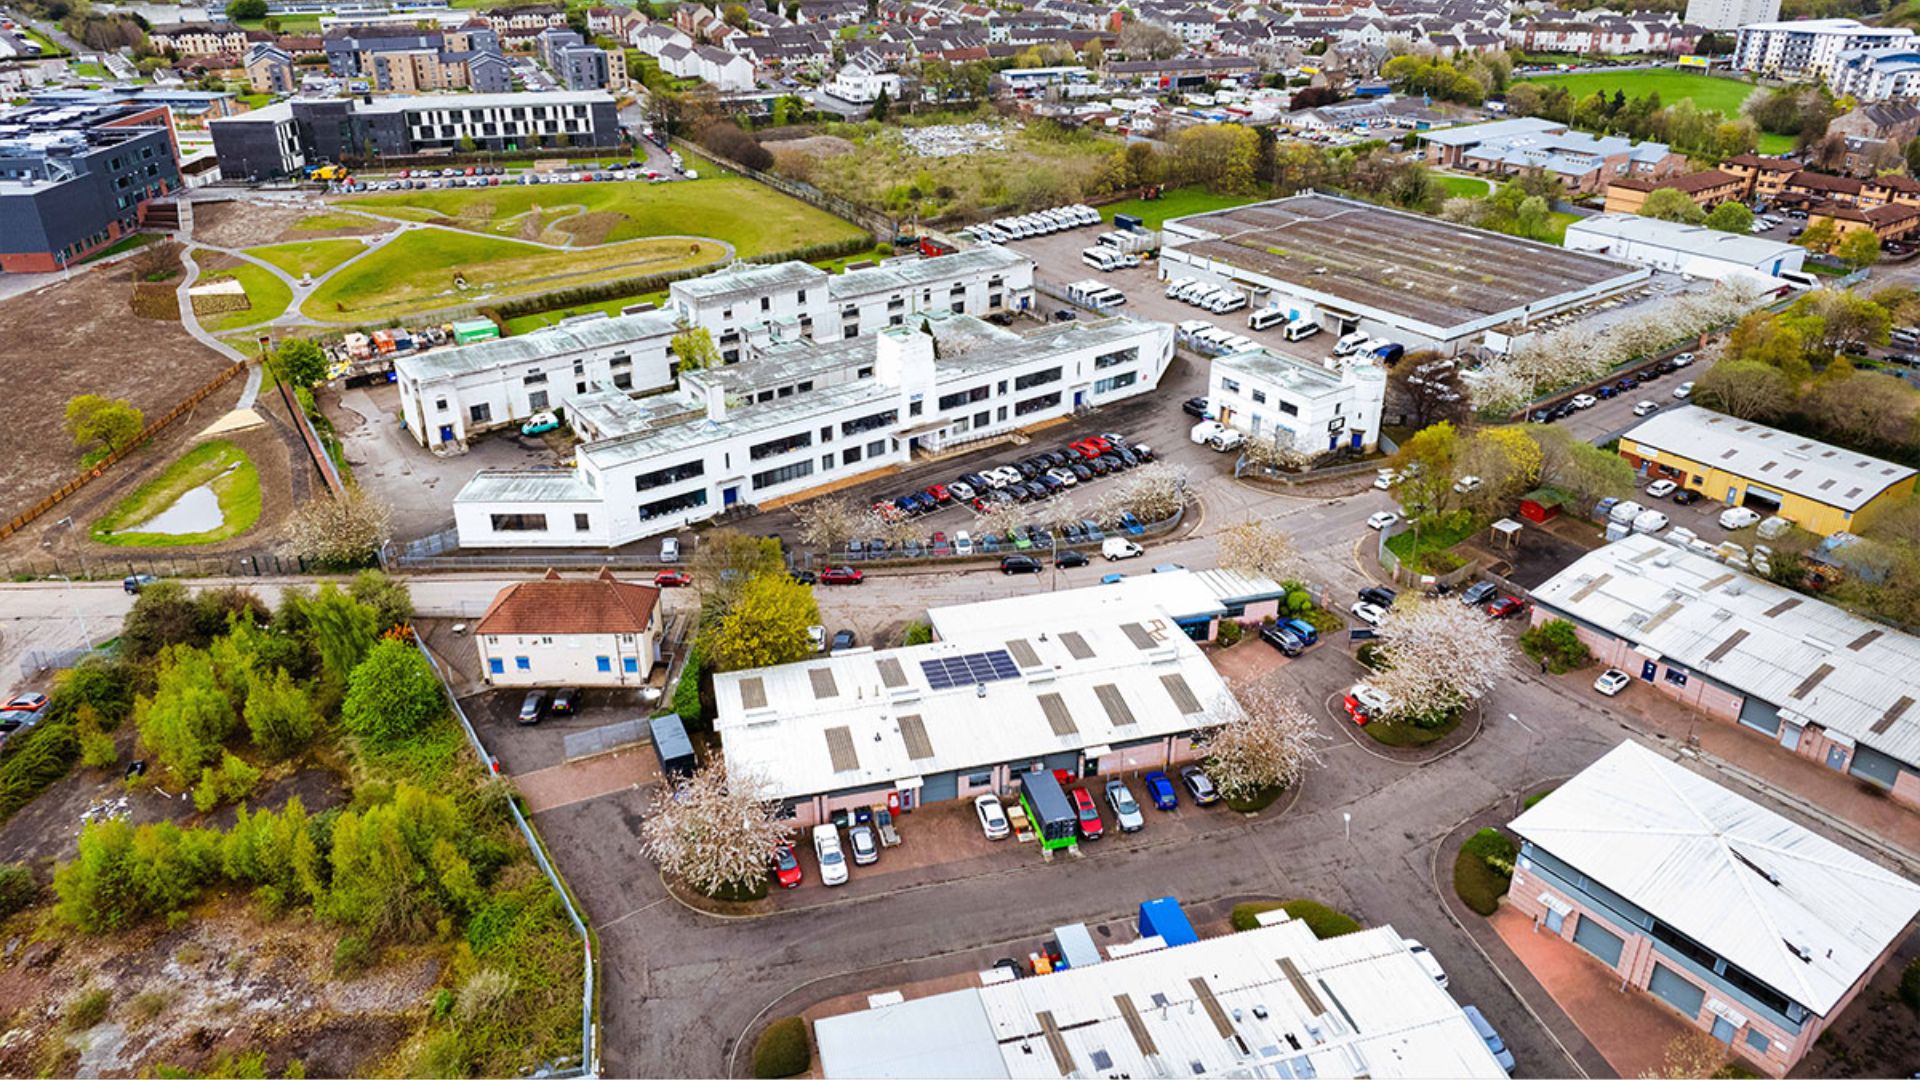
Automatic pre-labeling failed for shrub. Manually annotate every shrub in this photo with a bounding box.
[0,722,82,825]
[673,644,705,727]
[1522,787,1555,810]
[54,819,223,933]
[1462,827,1517,873]
[1280,899,1361,939]
[1901,956,1920,1010]
[752,1017,811,1079]
[1231,901,1285,931]
[194,752,262,813]
[1216,620,1244,646]
[1454,849,1509,916]
[332,932,373,976]
[901,621,933,645]
[79,724,117,769]
[127,990,172,1026]
[1520,618,1593,674]
[66,987,111,1031]
[0,863,39,919]
[341,640,445,746]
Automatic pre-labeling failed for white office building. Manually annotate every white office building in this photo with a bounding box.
[451,311,1174,548]
[1207,347,1387,454]
[1563,215,1807,287]
[1733,19,1915,82]
[1685,0,1778,30]
[395,310,681,451]
[667,245,1036,363]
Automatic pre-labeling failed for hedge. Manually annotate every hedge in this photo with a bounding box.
[752,1016,811,1079]
[1230,899,1360,938]
[1455,828,1518,916]
[672,644,705,728]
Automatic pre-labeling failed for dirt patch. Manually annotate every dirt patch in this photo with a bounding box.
[770,134,856,158]
[0,266,234,523]
[555,211,624,247]
[1791,931,1920,1079]
[0,898,439,1079]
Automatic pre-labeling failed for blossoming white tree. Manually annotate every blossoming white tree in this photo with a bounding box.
[1216,518,1305,582]
[1199,689,1322,801]
[1369,599,1514,724]
[639,764,792,898]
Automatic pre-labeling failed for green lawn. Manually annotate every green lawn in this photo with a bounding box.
[92,440,261,547]
[1514,70,1762,119]
[340,176,867,257]
[1385,515,1479,574]
[503,290,668,335]
[205,261,293,332]
[70,60,107,78]
[246,238,369,280]
[305,229,720,324]
[1437,174,1492,198]
[1099,186,1259,231]
[291,211,385,233]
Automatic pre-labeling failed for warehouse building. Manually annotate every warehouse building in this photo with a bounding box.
[1506,741,1920,1076]
[1564,215,1808,288]
[927,567,1290,643]
[714,593,1235,824]
[1529,533,1920,807]
[1209,345,1387,454]
[814,916,1510,1079]
[0,99,182,272]
[452,310,1174,547]
[1158,194,1648,356]
[1618,405,1916,535]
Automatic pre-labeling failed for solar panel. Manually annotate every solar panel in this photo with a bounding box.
[919,649,1020,690]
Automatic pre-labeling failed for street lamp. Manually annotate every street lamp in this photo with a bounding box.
[1508,711,1540,803]
[48,574,92,651]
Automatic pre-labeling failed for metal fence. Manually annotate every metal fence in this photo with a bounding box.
[0,550,316,582]
[563,716,654,763]
[412,638,599,1078]
[20,645,108,679]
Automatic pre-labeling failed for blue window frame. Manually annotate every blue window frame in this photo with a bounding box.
[488,658,504,675]
[1744,1030,1769,1055]
[596,656,612,672]
[623,657,639,674]
[515,656,531,671]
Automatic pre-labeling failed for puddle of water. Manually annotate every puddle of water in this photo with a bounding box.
[129,482,224,535]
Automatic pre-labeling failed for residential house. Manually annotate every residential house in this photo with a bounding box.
[1603,169,1746,214]
[474,569,664,686]
[149,22,250,56]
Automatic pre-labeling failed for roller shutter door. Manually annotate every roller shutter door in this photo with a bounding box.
[1848,745,1903,790]
[1648,962,1706,1021]
[1738,697,1781,736]
[919,771,959,803]
[1573,915,1625,969]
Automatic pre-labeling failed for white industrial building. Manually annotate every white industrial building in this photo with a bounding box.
[472,568,663,686]
[395,310,681,451]
[1529,533,1920,808]
[714,592,1235,824]
[813,918,1511,1079]
[1208,346,1388,455]
[451,311,1174,548]
[1685,0,1778,30]
[927,567,1292,643]
[667,245,1035,364]
[1733,19,1915,82]
[1562,215,1808,287]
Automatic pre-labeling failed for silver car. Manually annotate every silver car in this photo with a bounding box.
[1105,779,1145,832]
[848,823,879,865]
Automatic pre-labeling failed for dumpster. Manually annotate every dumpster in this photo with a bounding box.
[1137,896,1199,947]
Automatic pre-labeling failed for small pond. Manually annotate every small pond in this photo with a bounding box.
[130,482,224,535]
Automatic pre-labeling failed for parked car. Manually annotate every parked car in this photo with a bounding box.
[1485,595,1528,619]
[808,624,827,652]
[848,824,879,865]
[1570,393,1596,409]
[1143,770,1178,810]
[1070,786,1104,839]
[1459,581,1498,606]
[1452,475,1482,494]
[1673,381,1694,399]
[654,570,692,588]
[830,629,857,651]
[549,687,579,715]
[1056,550,1090,569]
[1261,623,1305,656]
[1358,585,1397,608]
[1343,683,1393,724]
[1672,488,1703,506]
[123,573,159,594]
[1180,765,1219,805]
[1106,779,1145,832]
[1633,400,1660,417]
[517,691,545,725]
[975,793,1011,840]
[1462,1006,1517,1073]
[1645,479,1677,499]
[1594,668,1631,696]
[813,824,848,886]
[1366,511,1399,530]
[771,842,803,888]
[1404,938,1448,987]
[3,693,48,713]
[1001,554,1043,574]
[819,566,864,584]
[1350,601,1387,626]
[1183,397,1211,417]
[520,411,560,436]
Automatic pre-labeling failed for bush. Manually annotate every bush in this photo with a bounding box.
[1230,899,1360,937]
[673,644,705,727]
[752,1016,811,1079]
[1224,784,1283,813]
[332,932,373,976]
[193,752,262,813]
[0,863,39,919]
[1462,827,1516,869]
[1231,901,1284,931]
[1216,620,1244,646]
[79,724,117,769]
[1454,849,1509,916]
[341,639,445,746]
[54,818,223,933]
[1520,618,1593,674]
[0,722,82,825]
[709,876,769,902]
[901,621,933,646]
[66,987,111,1031]
[1901,956,1920,1010]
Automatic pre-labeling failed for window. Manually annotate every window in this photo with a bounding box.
[1094,347,1137,370]
[1014,367,1062,391]
[1094,372,1137,394]
[573,513,590,531]
[1015,391,1061,417]
[596,656,612,672]
[752,459,814,489]
[1251,389,1267,404]
[821,454,833,472]
[909,401,923,417]
[529,390,549,410]
[1221,377,1241,394]
[490,513,547,532]
[524,372,547,386]
[842,409,897,437]
[613,372,632,390]
[1744,1031,1770,1055]
[470,403,493,423]
[749,430,811,460]
[857,366,873,378]
[867,439,886,457]
[638,488,708,521]
[1279,400,1299,417]
[623,657,639,674]
[974,410,991,428]
[610,354,631,369]
[488,657,504,674]
[435,398,448,411]
[843,445,862,465]
[968,771,993,786]
[633,460,704,492]
[515,656,531,670]
[939,385,991,411]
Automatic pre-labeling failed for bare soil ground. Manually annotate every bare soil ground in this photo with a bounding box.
[0,265,234,515]
[191,200,388,249]
[1790,930,1920,1079]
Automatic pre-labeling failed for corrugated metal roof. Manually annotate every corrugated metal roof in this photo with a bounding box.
[1510,741,1920,1016]
[1621,406,1915,512]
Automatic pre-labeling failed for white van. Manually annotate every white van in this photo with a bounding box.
[1188,286,1223,309]
[1097,230,1132,249]
[1208,291,1247,314]
[1165,277,1195,298]
[1333,330,1371,356]
[1082,246,1121,271]
[1102,537,1144,561]
[1191,420,1227,444]
[1608,500,1645,526]
[1221,334,1256,353]
[1284,319,1322,341]
[1194,328,1233,353]
[955,529,974,555]
[812,824,848,886]
[1249,306,1288,331]
[1087,286,1126,307]
[1176,319,1212,342]
[1209,430,1246,452]
[1174,280,1213,303]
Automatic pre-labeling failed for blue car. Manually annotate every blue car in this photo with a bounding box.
[1281,618,1318,646]
[894,495,918,515]
[1143,770,1178,811]
[1118,511,1146,536]
[1101,572,1126,585]
[1080,519,1105,542]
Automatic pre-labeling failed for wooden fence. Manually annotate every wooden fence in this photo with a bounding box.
[0,361,250,542]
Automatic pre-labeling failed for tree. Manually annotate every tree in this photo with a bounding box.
[122,580,202,661]
[1083,37,1104,70]
[1530,427,1636,507]
[1637,187,1706,225]
[1519,618,1592,674]
[1369,600,1514,725]
[671,326,721,372]
[349,569,414,633]
[324,784,470,940]
[1174,124,1260,195]
[65,394,144,459]
[1458,426,1543,510]
[1704,200,1753,235]
[1112,461,1189,523]
[690,528,786,604]
[1797,217,1840,254]
[1693,359,1796,422]
[1198,690,1321,801]
[1116,21,1180,59]
[639,763,792,898]
[303,583,378,683]
[226,0,267,18]
[270,338,327,389]
[1392,421,1460,521]
[868,86,890,122]
[341,639,445,746]
[1216,519,1303,582]
[701,573,821,673]
[285,489,391,567]
[792,497,865,553]
[136,646,238,781]
[1642,1032,1734,1080]
[1838,227,1882,270]
[1388,352,1468,429]
[245,667,319,759]
[722,2,749,27]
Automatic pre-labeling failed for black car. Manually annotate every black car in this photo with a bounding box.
[1014,459,1041,479]
[1182,397,1210,418]
[790,569,818,585]
[1030,526,1055,546]
[1000,554,1044,574]
[1114,447,1139,467]
[1672,489,1704,506]
[1260,624,1304,656]
[1053,309,1077,322]
[1038,475,1065,494]
[1359,585,1397,608]
[1459,581,1498,606]
[550,687,580,715]
[831,629,857,651]
[123,573,159,594]
[1069,463,1094,482]
[517,691,546,725]
[1056,550,1090,569]
[1060,522,1085,543]
[1040,450,1069,468]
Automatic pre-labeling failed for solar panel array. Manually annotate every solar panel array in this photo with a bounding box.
[920,649,1019,690]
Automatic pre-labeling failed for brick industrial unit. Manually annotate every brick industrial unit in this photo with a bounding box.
[1157,194,1649,356]
[0,99,182,272]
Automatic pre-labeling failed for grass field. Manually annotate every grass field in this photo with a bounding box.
[92,439,261,547]
[206,261,293,332]
[1099,187,1259,230]
[304,229,720,323]
[292,211,383,233]
[341,176,866,257]
[1513,69,1796,153]
[1437,174,1492,198]
[502,290,669,335]
[246,238,369,279]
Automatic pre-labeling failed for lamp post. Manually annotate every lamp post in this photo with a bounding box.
[49,574,92,651]
[1508,711,1540,803]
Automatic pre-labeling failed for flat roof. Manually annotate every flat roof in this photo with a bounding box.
[815,990,1007,1079]
[715,600,1236,802]
[816,921,1508,1079]
[926,568,1285,637]
[348,89,611,112]
[1511,741,1920,1016]
[1213,345,1378,399]
[1567,215,1805,268]
[1621,405,1915,512]
[453,469,597,503]
[671,259,826,302]
[1531,534,1920,768]
[396,309,680,382]
[1162,194,1645,336]
[827,245,1028,301]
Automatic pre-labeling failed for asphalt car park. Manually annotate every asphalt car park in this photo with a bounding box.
[458,683,661,775]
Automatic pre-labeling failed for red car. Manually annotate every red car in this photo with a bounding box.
[1068,440,1101,460]
[970,497,991,513]
[771,842,803,889]
[925,483,952,504]
[1485,596,1528,619]
[4,693,48,713]
[819,566,864,585]
[654,570,692,588]
[1069,787,1103,840]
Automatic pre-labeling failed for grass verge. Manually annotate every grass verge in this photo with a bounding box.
[292,211,384,232]
[1454,827,1516,916]
[205,261,294,332]
[503,290,668,336]
[1224,783,1286,813]
[1362,710,1461,748]
[752,1017,810,1079]
[1385,515,1479,575]
[246,238,369,280]
[1230,899,1361,937]
[91,439,261,546]
[1100,186,1260,230]
[1437,174,1491,198]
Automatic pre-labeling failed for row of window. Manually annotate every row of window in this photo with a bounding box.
[639,487,707,521]
[842,408,896,437]
[1093,347,1137,370]
[633,459,704,493]
[1094,371,1136,394]
[749,430,811,461]
[1015,391,1060,417]
[1013,366,1061,392]
[938,384,991,412]
[489,654,640,675]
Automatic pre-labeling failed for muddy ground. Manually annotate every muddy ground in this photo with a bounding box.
[192,201,389,250]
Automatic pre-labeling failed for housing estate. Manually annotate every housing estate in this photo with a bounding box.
[1506,741,1920,1074]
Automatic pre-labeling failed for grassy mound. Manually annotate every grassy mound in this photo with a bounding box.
[752,1016,811,1079]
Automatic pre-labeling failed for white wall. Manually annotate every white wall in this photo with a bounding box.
[477,627,659,686]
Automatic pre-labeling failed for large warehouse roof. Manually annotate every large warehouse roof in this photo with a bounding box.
[1531,534,1920,768]
[1511,741,1920,1016]
[1621,406,1915,512]
[816,921,1509,1079]
[926,568,1286,638]
[1160,194,1645,336]
[1566,215,1804,270]
[714,600,1236,801]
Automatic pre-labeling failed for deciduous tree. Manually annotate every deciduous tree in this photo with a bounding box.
[1217,518,1304,582]
[303,583,378,683]
[1198,689,1321,801]
[701,573,821,673]
[640,764,793,898]
[690,528,786,604]
[793,497,865,552]
[136,646,238,781]
[270,339,327,388]
[340,639,445,746]
[1837,227,1882,270]
[1704,200,1752,235]
[285,489,391,567]
[1637,187,1705,224]
[65,394,144,459]
[1693,359,1796,421]
[1369,599,1513,724]
[245,667,319,759]
[671,326,721,372]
